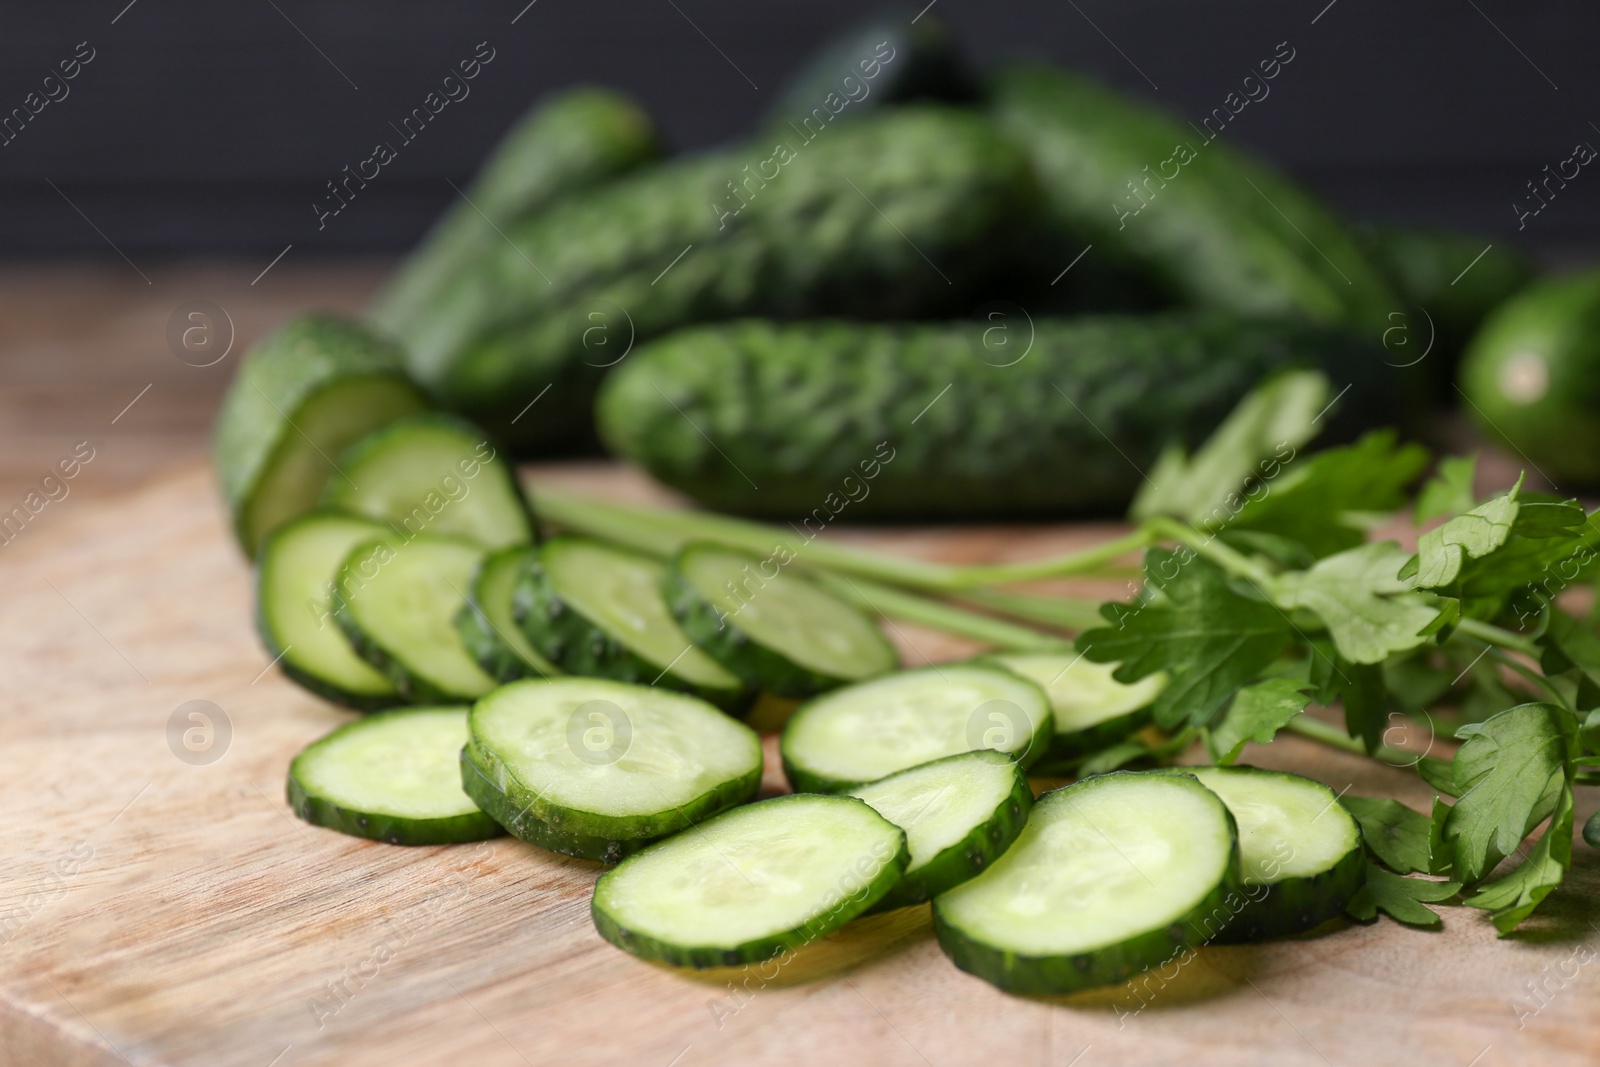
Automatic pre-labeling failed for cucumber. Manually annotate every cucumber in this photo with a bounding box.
[403,108,1034,451]
[255,511,399,710]
[780,665,1052,793]
[933,771,1241,996]
[372,87,660,335]
[462,678,763,862]
[214,313,431,556]
[321,414,533,549]
[287,706,501,845]
[847,749,1033,910]
[591,793,907,967]
[514,537,749,712]
[665,542,898,698]
[598,316,1405,519]
[456,545,560,683]
[335,534,498,703]
[983,653,1165,765]
[990,64,1398,328]
[1183,765,1365,940]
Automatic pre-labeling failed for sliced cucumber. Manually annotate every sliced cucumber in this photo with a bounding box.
[665,542,898,698]
[462,678,762,862]
[514,537,749,712]
[934,771,1241,996]
[847,750,1033,910]
[214,313,431,556]
[984,653,1165,764]
[591,793,907,967]
[322,414,533,549]
[456,545,560,683]
[1183,765,1363,941]
[256,512,400,710]
[335,534,498,703]
[780,665,1052,793]
[288,706,501,845]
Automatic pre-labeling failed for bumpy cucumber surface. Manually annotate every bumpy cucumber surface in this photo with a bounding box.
[335,534,498,703]
[288,706,501,845]
[514,537,748,712]
[372,87,660,334]
[322,414,533,549]
[933,771,1241,996]
[404,108,1035,450]
[781,665,1052,793]
[848,750,1032,910]
[599,316,1403,519]
[256,511,399,710]
[592,793,907,967]
[214,313,431,556]
[462,678,763,862]
[1183,765,1363,941]
[456,545,560,682]
[666,542,897,698]
[984,653,1164,765]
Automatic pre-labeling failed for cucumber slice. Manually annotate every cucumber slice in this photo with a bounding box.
[322,414,534,549]
[933,771,1241,996]
[456,545,560,683]
[780,665,1052,793]
[214,313,431,556]
[591,793,907,967]
[984,653,1165,764]
[335,534,499,703]
[514,537,749,712]
[256,512,400,710]
[665,542,898,698]
[288,706,501,845]
[1183,765,1363,941]
[847,750,1033,910]
[462,678,762,862]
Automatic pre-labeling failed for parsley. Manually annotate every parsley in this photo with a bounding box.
[1347,864,1462,928]
[1342,796,1435,875]
[1206,678,1312,764]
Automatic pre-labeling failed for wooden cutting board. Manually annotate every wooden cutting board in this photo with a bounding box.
[2,462,1597,1067]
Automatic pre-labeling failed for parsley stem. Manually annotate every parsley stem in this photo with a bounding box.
[1484,647,1572,710]
[940,527,1157,587]
[1283,714,1422,768]
[814,574,1071,650]
[1453,618,1540,657]
[1144,517,1277,586]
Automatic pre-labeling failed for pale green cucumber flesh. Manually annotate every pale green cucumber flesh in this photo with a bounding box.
[986,653,1165,765]
[256,512,399,709]
[458,545,560,682]
[591,793,908,967]
[781,665,1052,792]
[288,706,500,844]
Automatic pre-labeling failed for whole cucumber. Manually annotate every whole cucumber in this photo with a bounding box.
[596,317,1406,519]
[371,87,660,336]
[406,108,1037,452]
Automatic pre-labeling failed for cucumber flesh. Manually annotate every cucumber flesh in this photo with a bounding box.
[516,537,747,711]
[1184,765,1363,940]
[847,749,1032,909]
[591,793,908,967]
[668,542,898,698]
[256,512,399,709]
[934,771,1240,995]
[456,545,560,683]
[985,653,1164,763]
[323,414,533,549]
[463,678,762,862]
[335,535,499,703]
[288,706,501,845]
[780,665,1052,793]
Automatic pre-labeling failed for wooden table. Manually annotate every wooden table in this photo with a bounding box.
[1,265,1595,1067]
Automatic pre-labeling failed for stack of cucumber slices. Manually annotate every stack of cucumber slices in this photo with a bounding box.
[219,328,1373,997]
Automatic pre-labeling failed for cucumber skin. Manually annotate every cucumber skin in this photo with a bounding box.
[662,551,897,700]
[590,794,910,967]
[600,316,1404,520]
[458,737,762,864]
[511,540,753,714]
[1214,841,1364,943]
[406,108,1036,451]
[213,313,430,556]
[455,546,558,684]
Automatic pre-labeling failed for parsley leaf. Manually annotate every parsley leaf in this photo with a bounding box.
[1342,796,1435,874]
[1268,542,1440,664]
[1414,454,1478,524]
[1465,786,1573,935]
[1401,476,1523,589]
[1206,678,1312,764]
[1347,863,1462,928]
[1538,609,1600,710]
[1077,549,1292,731]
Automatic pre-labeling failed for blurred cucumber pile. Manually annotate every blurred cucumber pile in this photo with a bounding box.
[214,13,1600,997]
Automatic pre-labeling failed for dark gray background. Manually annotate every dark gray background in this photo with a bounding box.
[2,0,1597,258]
